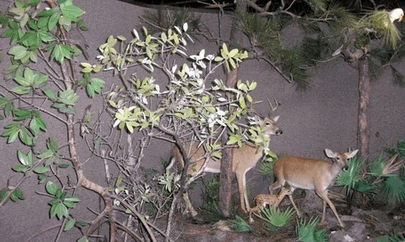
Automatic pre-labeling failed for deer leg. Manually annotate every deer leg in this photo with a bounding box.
[321,199,327,224]
[268,179,283,194]
[317,190,345,228]
[236,172,249,212]
[248,206,261,223]
[183,191,198,217]
[287,193,301,217]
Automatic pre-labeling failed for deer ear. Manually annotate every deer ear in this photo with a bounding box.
[273,116,280,122]
[347,149,359,159]
[324,149,337,158]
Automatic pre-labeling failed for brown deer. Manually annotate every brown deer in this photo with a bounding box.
[248,187,292,223]
[168,115,282,216]
[268,149,358,228]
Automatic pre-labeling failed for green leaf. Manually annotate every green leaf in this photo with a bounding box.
[19,127,33,146]
[17,150,33,166]
[77,236,89,242]
[38,149,53,159]
[48,136,58,152]
[64,219,76,231]
[51,44,74,63]
[228,48,238,58]
[0,188,9,203]
[51,201,68,220]
[48,12,60,31]
[46,181,57,195]
[239,96,246,109]
[58,163,69,168]
[75,221,88,227]
[13,108,31,121]
[37,9,55,17]
[60,4,85,22]
[12,164,27,172]
[11,86,31,95]
[86,78,104,98]
[2,123,20,143]
[58,89,78,105]
[30,116,47,134]
[34,166,49,174]
[9,45,28,60]
[43,88,56,99]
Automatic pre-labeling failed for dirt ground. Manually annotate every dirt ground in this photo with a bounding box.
[157,194,405,242]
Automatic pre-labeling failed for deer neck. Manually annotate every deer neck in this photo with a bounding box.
[328,161,344,179]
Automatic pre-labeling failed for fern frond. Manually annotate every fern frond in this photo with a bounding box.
[382,176,405,202]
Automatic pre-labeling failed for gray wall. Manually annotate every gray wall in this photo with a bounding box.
[1,0,404,240]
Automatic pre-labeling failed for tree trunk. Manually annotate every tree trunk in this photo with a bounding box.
[219,68,239,217]
[218,0,247,218]
[357,56,370,160]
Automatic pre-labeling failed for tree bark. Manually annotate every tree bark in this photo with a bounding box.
[357,56,370,160]
[219,68,239,217]
[218,0,247,218]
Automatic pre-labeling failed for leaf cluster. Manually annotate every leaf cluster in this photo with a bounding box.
[336,147,405,203]
[296,217,328,242]
[255,206,295,229]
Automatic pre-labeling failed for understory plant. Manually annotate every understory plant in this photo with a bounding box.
[335,143,405,204]
[255,206,295,231]
[296,217,328,242]
[375,232,405,242]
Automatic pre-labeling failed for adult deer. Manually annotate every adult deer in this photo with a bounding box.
[268,149,358,228]
[168,115,282,216]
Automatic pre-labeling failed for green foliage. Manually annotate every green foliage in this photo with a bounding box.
[375,233,405,242]
[0,0,93,239]
[336,145,405,203]
[281,47,310,91]
[200,175,220,213]
[256,206,295,229]
[214,43,248,72]
[233,215,251,232]
[296,217,328,242]
[384,140,405,158]
[359,10,401,48]
[0,187,25,203]
[46,181,80,220]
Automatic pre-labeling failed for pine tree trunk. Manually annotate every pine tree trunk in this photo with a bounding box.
[357,56,370,160]
[219,0,247,218]
[219,68,239,217]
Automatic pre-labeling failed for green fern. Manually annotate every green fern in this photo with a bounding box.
[233,215,251,232]
[297,217,328,242]
[256,206,295,228]
[335,156,363,195]
[382,176,405,202]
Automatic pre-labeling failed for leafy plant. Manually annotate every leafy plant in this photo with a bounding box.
[296,217,328,242]
[233,215,251,232]
[256,206,295,230]
[200,175,220,213]
[375,233,405,242]
[336,149,405,203]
